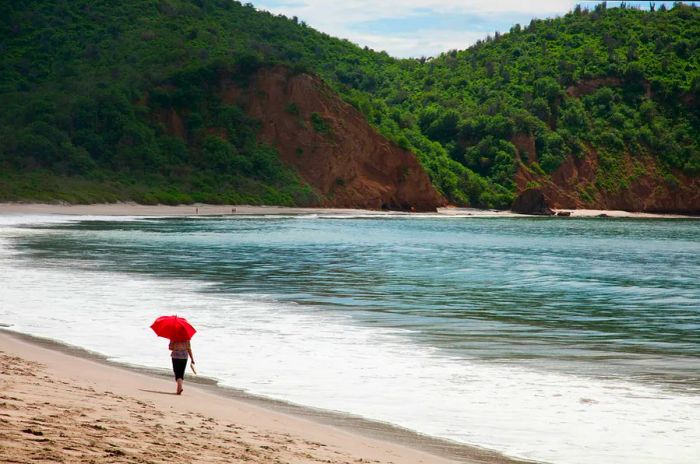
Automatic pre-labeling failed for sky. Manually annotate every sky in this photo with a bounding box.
[252,1,678,58]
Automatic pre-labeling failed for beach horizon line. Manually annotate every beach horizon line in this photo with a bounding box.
[0,201,696,219]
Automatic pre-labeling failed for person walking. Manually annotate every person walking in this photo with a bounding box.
[150,315,197,395]
[169,339,195,394]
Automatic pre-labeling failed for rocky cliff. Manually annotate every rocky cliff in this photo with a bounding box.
[215,67,445,212]
[513,134,700,214]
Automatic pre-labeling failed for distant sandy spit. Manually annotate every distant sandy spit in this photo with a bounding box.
[0,331,525,464]
[0,202,693,218]
[551,208,697,218]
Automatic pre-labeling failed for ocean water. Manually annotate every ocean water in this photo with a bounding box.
[1,213,699,464]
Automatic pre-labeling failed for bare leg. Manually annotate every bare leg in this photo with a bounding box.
[176,378,183,395]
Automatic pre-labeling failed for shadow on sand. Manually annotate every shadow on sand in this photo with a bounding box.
[138,389,178,396]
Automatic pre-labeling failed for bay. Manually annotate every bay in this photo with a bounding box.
[1,214,699,463]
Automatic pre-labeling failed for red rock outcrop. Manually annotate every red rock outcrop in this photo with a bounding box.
[514,140,700,214]
[218,67,445,211]
[511,188,554,215]
[514,77,698,213]
[511,133,538,164]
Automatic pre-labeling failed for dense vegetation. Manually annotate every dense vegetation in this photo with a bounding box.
[1,1,699,207]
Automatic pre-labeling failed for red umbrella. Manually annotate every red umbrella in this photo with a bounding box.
[150,315,196,341]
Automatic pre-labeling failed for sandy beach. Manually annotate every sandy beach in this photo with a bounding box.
[0,202,518,218]
[0,202,386,217]
[0,203,695,464]
[0,331,525,464]
[550,208,697,218]
[0,202,695,218]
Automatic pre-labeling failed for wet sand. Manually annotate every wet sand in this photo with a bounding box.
[0,331,527,464]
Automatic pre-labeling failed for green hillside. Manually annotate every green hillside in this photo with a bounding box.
[1,1,698,207]
[373,2,700,205]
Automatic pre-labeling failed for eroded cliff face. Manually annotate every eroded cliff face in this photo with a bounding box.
[513,134,700,214]
[509,78,699,214]
[217,67,445,211]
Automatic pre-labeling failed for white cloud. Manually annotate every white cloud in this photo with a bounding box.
[351,30,492,58]
[260,0,577,19]
[254,1,581,56]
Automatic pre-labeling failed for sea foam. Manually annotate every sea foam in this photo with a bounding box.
[1,215,699,464]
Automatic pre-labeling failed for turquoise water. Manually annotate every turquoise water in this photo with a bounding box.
[15,216,700,387]
[2,214,700,463]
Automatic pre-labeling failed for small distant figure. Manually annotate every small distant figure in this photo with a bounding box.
[232,207,236,213]
[196,207,199,214]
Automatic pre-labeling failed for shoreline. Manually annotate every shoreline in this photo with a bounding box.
[0,329,528,464]
[0,201,697,218]
[2,207,697,463]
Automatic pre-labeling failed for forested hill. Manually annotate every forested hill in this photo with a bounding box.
[1,1,699,211]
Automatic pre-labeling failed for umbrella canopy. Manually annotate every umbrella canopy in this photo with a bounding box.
[150,315,196,341]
